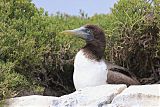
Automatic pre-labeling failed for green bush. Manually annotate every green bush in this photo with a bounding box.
[0,0,88,98]
[0,62,29,99]
[0,0,159,100]
[105,0,160,82]
[88,0,160,83]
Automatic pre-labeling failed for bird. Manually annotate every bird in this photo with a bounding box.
[62,24,140,90]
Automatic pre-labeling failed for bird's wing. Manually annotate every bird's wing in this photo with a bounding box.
[106,61,136,78]
[106,61,140,86]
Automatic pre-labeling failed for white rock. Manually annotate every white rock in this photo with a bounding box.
[5,95,58,107]
[5,84,127,107]
[109,84,160,107]
[53,84,127,107]
[5,84,160,107]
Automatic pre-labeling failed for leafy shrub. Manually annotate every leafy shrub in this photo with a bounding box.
[0,0,159,100]
[0,0,88,98]
[103,0,160,83]
[0,62,29,99]
[0,0,57,99]
[88,0,160,84]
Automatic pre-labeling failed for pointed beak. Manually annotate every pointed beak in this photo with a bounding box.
[61,27,93,41]
[61,27,86,37]
[61,29,79,36]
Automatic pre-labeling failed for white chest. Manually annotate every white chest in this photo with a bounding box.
[73,50,108,90]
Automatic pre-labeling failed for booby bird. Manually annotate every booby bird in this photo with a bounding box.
[62,24,140,90]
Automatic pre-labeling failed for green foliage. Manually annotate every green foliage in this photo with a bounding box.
[90,0,159,82]
[104,0,160,80]
[0,62,29,99]
[0,0,56,99]
[0,0,159,100]
[0,0,87,98]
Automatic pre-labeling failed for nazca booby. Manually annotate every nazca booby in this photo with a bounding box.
[62,24,140,90]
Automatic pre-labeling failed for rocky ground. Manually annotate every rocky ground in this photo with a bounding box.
[5,84,160,107]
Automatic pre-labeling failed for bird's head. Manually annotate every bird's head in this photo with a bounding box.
[62,24,106,60]
[61,24,106,47]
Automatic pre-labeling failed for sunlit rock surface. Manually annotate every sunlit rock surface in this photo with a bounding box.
[108,84,160,107]
[5,95,58,107]
[5,84,160,107]
[54,84,126,107]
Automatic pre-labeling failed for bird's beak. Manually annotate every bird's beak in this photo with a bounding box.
[61,27,92,41]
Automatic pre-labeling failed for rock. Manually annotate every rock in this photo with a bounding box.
[5,84,159,107]
[5,84,127,107]
[5,95,58,107]
[109,84,160,107]
[53,84,127,107]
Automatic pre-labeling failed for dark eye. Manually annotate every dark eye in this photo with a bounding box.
[86,29,91,34]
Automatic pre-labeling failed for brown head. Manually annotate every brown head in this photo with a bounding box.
[62,24,106,60]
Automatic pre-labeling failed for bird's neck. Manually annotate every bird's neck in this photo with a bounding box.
[82,42,105,61]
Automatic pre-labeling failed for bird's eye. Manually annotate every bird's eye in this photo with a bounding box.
[86,29,91,34]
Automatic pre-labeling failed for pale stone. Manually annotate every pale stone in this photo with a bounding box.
[53,84,127,107]
[5,95,58,107]
[7,84,160,107]
[109,84,160,107]
[5,84,127,107]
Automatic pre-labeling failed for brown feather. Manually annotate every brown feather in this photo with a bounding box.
[106,62,140,86]
[69,24,141,86]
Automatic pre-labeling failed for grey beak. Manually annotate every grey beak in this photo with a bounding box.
[61,27,93,41]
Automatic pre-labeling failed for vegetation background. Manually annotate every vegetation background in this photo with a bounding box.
[0,0,159,101]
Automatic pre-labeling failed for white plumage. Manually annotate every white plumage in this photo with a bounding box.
[62,25,140,89]
[73,50,108,90]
